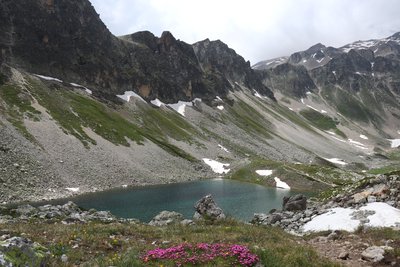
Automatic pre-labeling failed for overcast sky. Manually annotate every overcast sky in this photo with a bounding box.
[90,0,400,65]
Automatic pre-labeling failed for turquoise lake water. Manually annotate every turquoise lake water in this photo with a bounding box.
[42,179,308,222]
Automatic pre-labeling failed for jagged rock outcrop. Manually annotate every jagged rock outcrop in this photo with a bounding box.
[282,194,307,211]
[261,63,317,97]
[193,39,275,100]
[193,194,226,221]
[0,0,273,104]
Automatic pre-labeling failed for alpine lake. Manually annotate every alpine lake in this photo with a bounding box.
[37,179,312,222]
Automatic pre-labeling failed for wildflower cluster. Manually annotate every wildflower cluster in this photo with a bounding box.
[142,243,259,266]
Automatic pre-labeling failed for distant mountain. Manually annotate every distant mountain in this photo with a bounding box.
[255,31,400,154]
[253,32,400,71]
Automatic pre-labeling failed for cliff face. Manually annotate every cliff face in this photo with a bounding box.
[0,0,273,103]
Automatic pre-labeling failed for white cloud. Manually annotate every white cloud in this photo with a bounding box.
[90,0,400,64]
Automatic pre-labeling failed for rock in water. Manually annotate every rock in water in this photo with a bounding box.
[193,195,226,221]
[149,211,184,226]
[282,194,307,211]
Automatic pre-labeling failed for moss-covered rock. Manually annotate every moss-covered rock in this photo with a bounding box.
[0,237,48,267]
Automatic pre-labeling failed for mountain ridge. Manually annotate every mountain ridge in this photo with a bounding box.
[0,0,399,204]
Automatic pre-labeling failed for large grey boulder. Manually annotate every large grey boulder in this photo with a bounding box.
[193,195,225,221]
[361,246,389,262]
[283,194,307,211]
[149,211,184,226]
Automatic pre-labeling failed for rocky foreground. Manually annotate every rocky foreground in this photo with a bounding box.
[0,174,399,266]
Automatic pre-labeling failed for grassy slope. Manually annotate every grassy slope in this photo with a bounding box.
[3,220,340,267]
[0,78,197,161]
[228,157,363,193]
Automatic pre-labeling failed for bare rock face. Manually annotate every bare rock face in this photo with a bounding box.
[193,194,225,221]
[0,0,274,104]
[282,194,307,211]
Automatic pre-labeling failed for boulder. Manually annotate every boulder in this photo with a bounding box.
[371,184,390,197]
[0,237,48,266]
[15,204,37,216]
[193,195,226,221]
[352,191,371,204]
[282,194,307,211]
[361,246,387,262]
[149,211,184,226]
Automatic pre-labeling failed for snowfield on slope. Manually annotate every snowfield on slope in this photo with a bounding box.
[117,91,146,103]
[274,177,290,189]
[202,158,230,174]
[303,202,400,232]
[255,170,273,176]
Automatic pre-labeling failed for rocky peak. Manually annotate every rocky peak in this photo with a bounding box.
[0,0,275,104]
[158,31,178,53]
[193,39,275,99]
[305,43,326,54]
[122,31,158,50]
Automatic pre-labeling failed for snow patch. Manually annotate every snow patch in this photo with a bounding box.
[330,136,347,143]
[306,91,312,95]
[254,91,263,99]
[388,139,400,148]
[70,82,92,95]
[303,207,359,232]
[217,105,224,111]
[323,158,347,165]
[150,98,165,107]
[320,110,327,114]
[316,57,325,63]
[255,170,273,176]
[288,107,294,111]
[167,101,193,116]
[300,98,305,104]
[359,135,368,140]
[274,177,290,189]
[34,74,63,83]
[303,202,400,232]
[122,185,128,188]
[306,105,319,112]
[66,187,80,192]
[202,158,230,174]
[218,144,229,153]
[348,139,367,148]
[117,91,146,103]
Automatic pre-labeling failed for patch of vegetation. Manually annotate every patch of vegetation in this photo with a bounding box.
[229,157,353,191]
[0,84,41,142]
[299,109,337,131]
[272,104,321,135]
[0,73,7,85]
[226,99,273,139]
[26,79,196,161]
[4,220,340,266]
[368,164,400,175]
[334,128,347,139]
[135,106,203,148]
